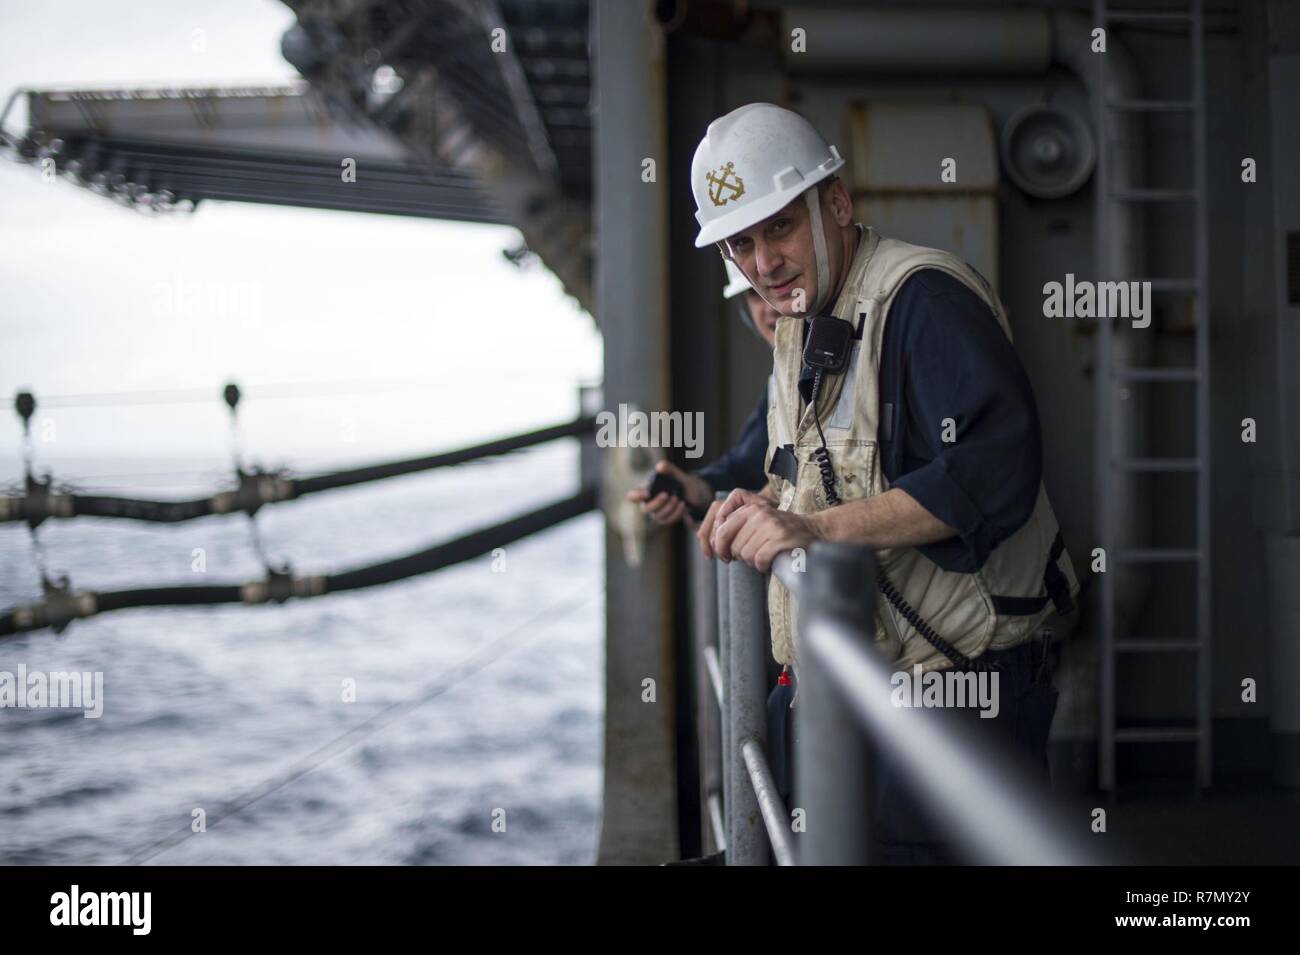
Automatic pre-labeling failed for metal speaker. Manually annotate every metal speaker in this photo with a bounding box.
[1000,105,1096,199]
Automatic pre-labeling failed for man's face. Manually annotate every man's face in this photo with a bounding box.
[720,184,839,318]
[743,289,781,347]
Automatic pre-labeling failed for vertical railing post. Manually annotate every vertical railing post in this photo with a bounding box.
[688,534,723,852]
[714,496,732,855]
[727,557,771,865]
[794,541,877,865]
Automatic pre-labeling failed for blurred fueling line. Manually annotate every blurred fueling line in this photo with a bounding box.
[0,383,599,637]
[2,418,594,524]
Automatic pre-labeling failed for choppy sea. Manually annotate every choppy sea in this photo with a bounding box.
[0,440,603,865]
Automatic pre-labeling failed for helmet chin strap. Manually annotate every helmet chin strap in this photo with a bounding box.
[804,186,833,316]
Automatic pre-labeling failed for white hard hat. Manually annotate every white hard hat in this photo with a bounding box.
[691,103,844,249]
[722,258,752,299]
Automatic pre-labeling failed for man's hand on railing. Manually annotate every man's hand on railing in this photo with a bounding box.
[696,487,771,560]
[700,486,815,572]
[696,487,756,559]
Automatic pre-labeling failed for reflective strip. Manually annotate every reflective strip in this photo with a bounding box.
[825,342,860,431]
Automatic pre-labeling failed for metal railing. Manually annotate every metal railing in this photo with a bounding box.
[691,532,1102,866]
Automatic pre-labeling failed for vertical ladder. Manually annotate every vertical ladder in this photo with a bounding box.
[1093,0,1212,791]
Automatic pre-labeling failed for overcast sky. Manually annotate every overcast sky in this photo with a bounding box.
[0,0,601,477]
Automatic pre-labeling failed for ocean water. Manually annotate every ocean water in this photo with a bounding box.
[0,440,604,865]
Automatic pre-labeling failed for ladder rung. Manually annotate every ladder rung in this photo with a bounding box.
[1106,99,1196,112]
[1106,12,1194,24]
[1116,727,1200,743]
[1115,548,1202,563]
[1116,639,1200,653]
[1116,457,1201,472]
[1110,188,1199,202]
[1115,366,1200,382]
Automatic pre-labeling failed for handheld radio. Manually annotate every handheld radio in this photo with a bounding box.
[645,469,707,522]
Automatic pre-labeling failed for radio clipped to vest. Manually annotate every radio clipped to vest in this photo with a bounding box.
[802,314,854,509]
[800,314,999,674]
[803,313,855,375]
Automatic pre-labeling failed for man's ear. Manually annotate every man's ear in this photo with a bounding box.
[828,178,854,227]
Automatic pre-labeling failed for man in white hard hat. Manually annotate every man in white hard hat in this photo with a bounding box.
[689,102,1080,863]
[628,259,781,525]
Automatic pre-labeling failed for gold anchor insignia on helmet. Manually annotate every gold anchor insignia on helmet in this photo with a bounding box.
[705,161,746,206]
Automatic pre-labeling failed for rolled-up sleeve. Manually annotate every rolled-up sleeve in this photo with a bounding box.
[884,269,1043,573]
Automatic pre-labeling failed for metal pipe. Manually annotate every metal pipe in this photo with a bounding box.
[592,0,676,863]
[789,543,876,865]
[703,645,723,708]
[741,740,797,866]
[688,537,724,852]
[780,6,1051,74]
[726,557,771,865]
[1067,2,1149,791]
[707,793,727,852]
[802,612,1094,864]
[1189,0,1212,793]
[716,535,733,855]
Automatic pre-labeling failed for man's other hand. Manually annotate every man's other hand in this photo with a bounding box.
[625,461,713,527]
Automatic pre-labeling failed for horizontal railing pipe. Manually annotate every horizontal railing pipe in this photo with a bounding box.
[707,793,726,853]
[741,740,796,866]
[774,544,1100,866]
[703,645,723,709]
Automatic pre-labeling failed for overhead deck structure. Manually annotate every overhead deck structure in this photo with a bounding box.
[0,82,507,222]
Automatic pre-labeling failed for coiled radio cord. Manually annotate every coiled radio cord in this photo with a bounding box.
[806,368,998,674]
[809,369,841,507]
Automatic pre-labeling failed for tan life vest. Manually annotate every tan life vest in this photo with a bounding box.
[763,226,1080,672]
